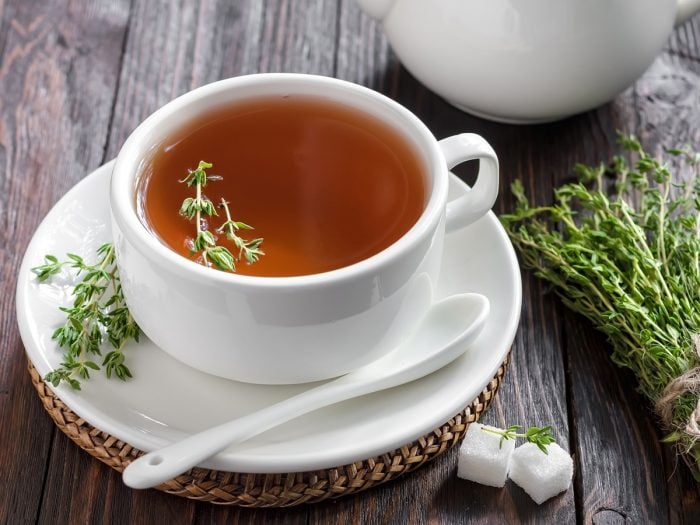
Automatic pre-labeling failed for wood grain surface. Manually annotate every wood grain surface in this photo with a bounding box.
[1,0,700,523]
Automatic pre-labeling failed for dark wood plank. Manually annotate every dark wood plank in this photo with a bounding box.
[638,16,700,525]
[331,2,578,523]
[460,124,580,524]
[255,0,339,75]
[308,455,454,524]
[614,16,700,150]
[0,1,131,523]
[105,0,259,159]
[105,0,339,161]
[335,0,391,87]
[560,14,700,525]
[194,506,308,525]
[37,435,197,525]
[564,315,670,524]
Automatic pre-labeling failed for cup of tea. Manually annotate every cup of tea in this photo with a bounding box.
[110,73,498,384]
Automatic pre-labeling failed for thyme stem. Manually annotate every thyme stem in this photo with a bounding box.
[481,424,556,454]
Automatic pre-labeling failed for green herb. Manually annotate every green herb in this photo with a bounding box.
[481,424,556,454]
[500,134,700,479]
[179,161,263,271]
[31,243,140,390]
[218,199,264,266]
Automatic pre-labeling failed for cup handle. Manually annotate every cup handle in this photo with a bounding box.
[439,134,499,233]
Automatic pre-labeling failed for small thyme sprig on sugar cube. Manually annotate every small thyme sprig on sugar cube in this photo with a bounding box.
[481,424,556,454]
[31,243,140,390]
[178,161,264,272]
[218,198,265,266]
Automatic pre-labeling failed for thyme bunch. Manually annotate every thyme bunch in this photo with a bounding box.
[500,134,700,478]
[32,243,139,389]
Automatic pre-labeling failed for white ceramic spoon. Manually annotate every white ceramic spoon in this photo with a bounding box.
[122,292,490,489]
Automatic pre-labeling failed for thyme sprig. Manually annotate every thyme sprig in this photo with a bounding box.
[481,425,556,454]
[179,160,234,271]
[179,161,263,272]
[218,198,264,266]
[31,243,139,390]
[500,134,700,479]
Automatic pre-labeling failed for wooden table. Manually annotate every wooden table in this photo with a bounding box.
[2,1,699,523]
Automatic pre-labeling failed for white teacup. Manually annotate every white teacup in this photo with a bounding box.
[110,74,498,384]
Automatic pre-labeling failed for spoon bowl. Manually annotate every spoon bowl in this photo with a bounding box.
[122,292,489,489]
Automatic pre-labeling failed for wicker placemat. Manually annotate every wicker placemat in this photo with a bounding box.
[28,353,509,507]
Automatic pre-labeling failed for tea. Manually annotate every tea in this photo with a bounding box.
[137,95,426,276]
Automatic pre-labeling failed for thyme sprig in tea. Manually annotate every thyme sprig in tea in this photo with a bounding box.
[179,161,264,271]
[32,243,139,390]
[501,134,700,479]
[179,160,233,271]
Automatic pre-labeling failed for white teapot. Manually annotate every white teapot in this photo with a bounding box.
[356,0,700,123]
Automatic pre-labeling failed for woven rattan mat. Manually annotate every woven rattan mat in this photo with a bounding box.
[28,353,509,507]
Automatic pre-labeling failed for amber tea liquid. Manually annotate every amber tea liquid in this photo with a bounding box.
[137,95,426,277]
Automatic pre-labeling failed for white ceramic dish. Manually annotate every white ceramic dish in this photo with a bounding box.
[356,0,700,123]
[16,161,521,474]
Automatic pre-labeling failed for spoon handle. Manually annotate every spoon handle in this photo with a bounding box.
[122,292,489,489]
[122,378,359,489]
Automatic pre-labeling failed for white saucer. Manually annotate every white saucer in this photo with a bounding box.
[16,161,521,474]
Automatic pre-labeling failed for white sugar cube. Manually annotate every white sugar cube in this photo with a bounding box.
[457,423,515,487]
[508,442,573,504]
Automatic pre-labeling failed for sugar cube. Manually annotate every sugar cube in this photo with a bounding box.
[508,442,573,504]
[457,423,515,487]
